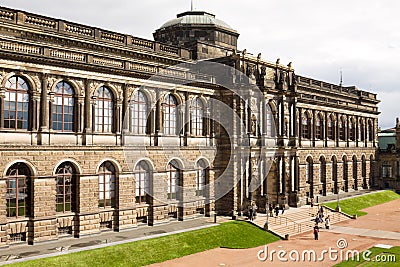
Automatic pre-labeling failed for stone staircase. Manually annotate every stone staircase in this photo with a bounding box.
[251,205,352,239]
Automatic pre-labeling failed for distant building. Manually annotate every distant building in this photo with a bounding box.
[377,119,400,190]
[0,6,379,246]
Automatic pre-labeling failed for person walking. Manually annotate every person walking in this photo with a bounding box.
[275,204,279,217]
[325,215,330,230]
[252,201,257,220]
[248,202,254,221]
[313,224,319,240]
[269,204,274,218]
[310,197,315,208]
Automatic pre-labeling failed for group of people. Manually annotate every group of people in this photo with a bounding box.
[248,202,286,221]
[313,205,331,240]
[269,204,284,217]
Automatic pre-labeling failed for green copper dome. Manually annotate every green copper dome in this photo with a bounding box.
[159,11,237,33]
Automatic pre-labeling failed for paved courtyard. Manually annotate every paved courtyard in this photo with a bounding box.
[147,199,400,267]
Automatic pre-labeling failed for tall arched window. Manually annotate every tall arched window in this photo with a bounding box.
[315,114,323,140]
[167,160,180,200]
[319,157,326,183]
[98,161,116,208]
[332,156,338,193]
[306,157,313,197]
[132,91,148,135]
[361,155,367,178]
[266,104,274,137]
[342,156,348,191]
[53,81,74,132]
[349,119,355,141]
[327,115,335,140]
[6,163,31,218]
[164,94,178,135]
[302,112,311,139]
[56,162,76,213]
[352,156,358,190]
[196,160,208,197]
[95,86,113,133]
[135,161,151,204]
[339,117,346,141]
[360,120,365,141]
[4,76,30,130]
[367,120,373,141]
[191,98,204,136]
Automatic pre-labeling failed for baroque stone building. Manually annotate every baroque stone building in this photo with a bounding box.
[0,6,379,246]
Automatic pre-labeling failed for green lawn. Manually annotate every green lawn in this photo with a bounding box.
[11,221,280,267]
[334,246,399,267]
[323,190,400,217]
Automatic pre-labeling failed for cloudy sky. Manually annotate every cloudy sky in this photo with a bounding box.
[0,0,399,129]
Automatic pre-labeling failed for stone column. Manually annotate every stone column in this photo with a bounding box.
[150,172,169,225]
[31,177,57,244]
[117,174,137,230]
[84,79,92,133]
[122,84,129,133]
[39,74,49,131]
[76,176,100,237]
[0,180,7,247]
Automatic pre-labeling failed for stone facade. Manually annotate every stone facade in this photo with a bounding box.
[0,6,379,246]
[376,119,400,191]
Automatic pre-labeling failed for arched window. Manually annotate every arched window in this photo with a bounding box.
[266,104,274,137]
[306,157,313,184]
[349,119,355,141]
[368,120,373,142]
[135,161,151,204]
[319,157,326,183]
[327,115,335,140]
[302,112,311,139]
[53,81,74,132]
[6,163,31,218]
[95,86,113,133]
[342,156,348,191]
[191,98,204,136]
[164,94,178,135]
[332,156,338,193]
[339,117,346,141]
[315,114,323,140]
[362,155,367,178]
[98,162,116,208]
[56,162,76,213]
[167,160,180,200]
[360,120,365,141]
[353,156,358,189]
[196,160,208,197]
[131,91,148,135]
[4,76,30,130]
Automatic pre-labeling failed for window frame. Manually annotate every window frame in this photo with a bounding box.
[131,90,149,135]
[98,161,116,208]
[3,76,30,130]
[95,86,114,133]
[191,97,205,136]
[6,163,30,218]
[164,94,178,136]
[52,81,75,132]
[56,163,76,213]
[135,161,151,205]
[167,161,180,200]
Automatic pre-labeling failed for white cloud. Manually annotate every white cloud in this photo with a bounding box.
[0,0,398,128]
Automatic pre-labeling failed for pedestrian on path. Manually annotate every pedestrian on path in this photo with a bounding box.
[310,197,315,207]
[252,201,257,220]
[275,204,279,217]
[248,202,254,221]
[269,204,274,217]
[325,215,330,230]
[313,224,319,240]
